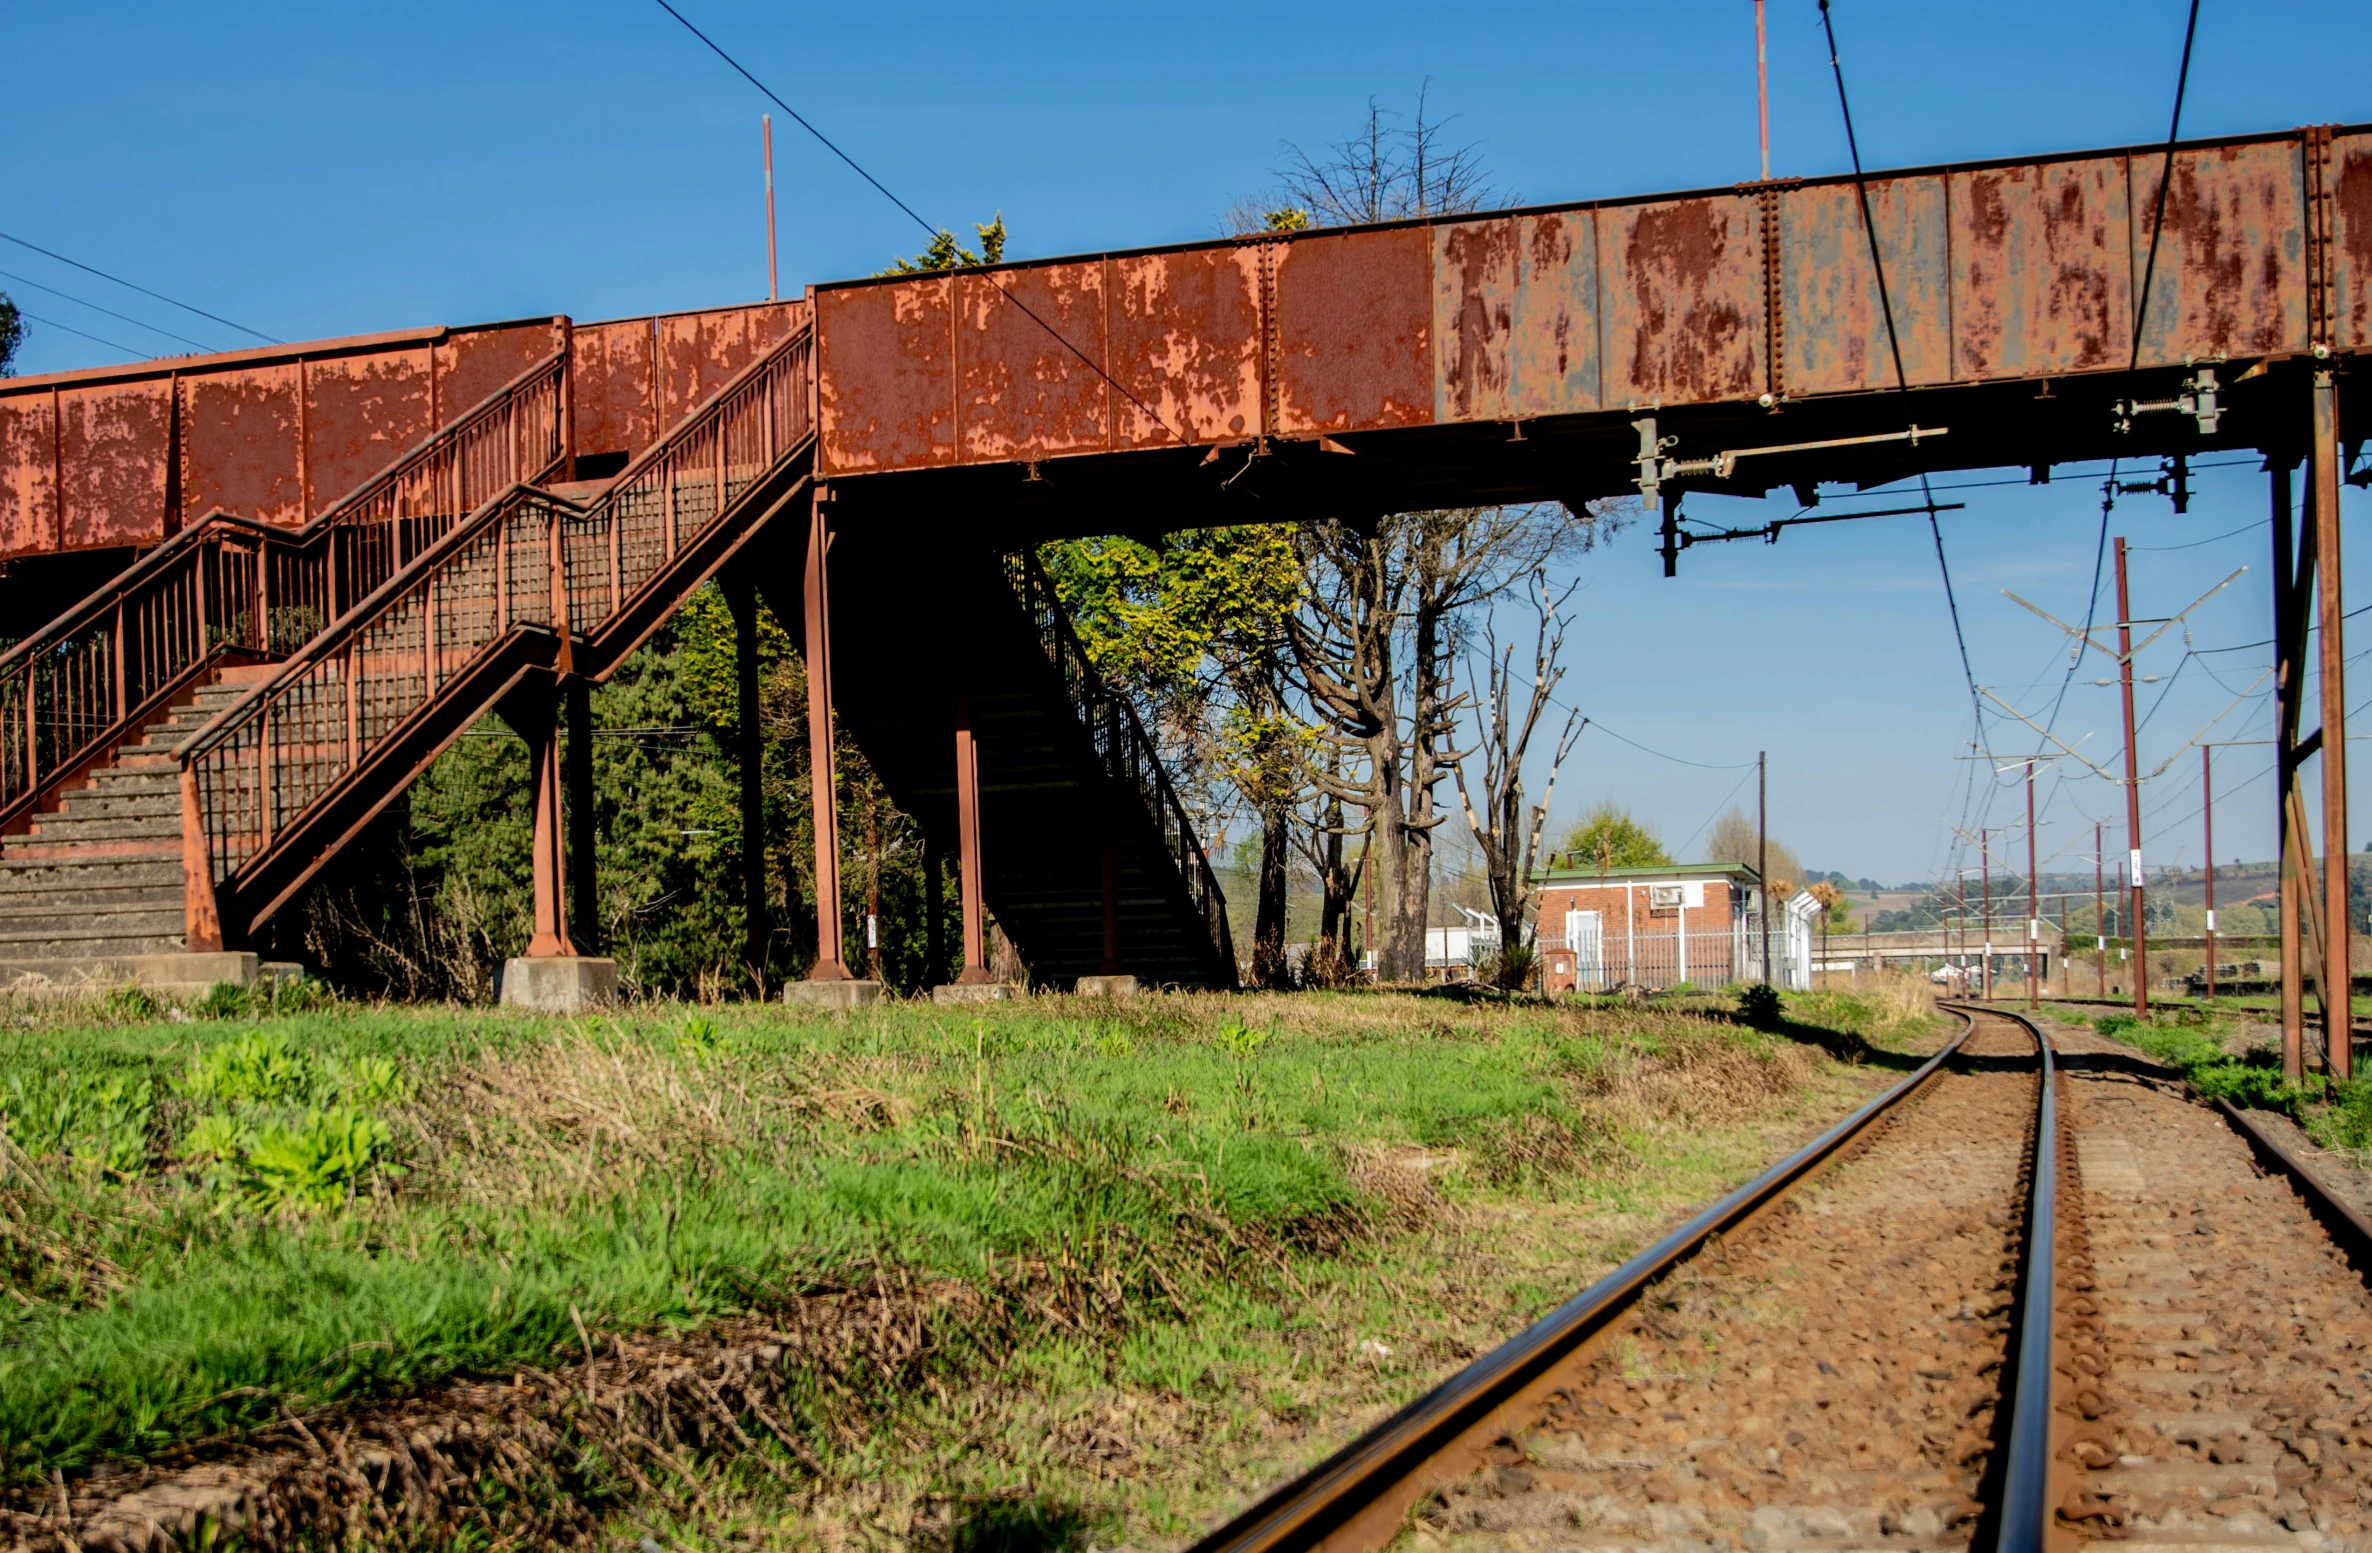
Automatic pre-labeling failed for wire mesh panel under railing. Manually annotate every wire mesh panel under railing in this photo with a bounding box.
[0,352,566,834]
[179,325,812,904]
[1008,554,1234,972]
[1541,927,1756,992]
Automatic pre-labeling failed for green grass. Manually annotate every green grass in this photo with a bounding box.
[2074,1007,2372,1155]
[0,985,1928,1537]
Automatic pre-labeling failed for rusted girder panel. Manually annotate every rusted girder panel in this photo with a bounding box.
[0,301,808,565]
[812,123,2372,521]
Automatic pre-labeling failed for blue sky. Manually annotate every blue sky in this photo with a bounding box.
[8,1,2370,885]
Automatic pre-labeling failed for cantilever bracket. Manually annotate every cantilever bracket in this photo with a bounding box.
[2113,364,2220,436]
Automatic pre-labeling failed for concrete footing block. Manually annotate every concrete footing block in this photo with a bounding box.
[784,978,885,1011]
[932,982,1019,1005]
[498,956,618,1014]
[1073,974,1141,997]
[0,952,260,1001]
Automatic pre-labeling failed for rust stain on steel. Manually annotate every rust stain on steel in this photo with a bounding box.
[658,302,804,426]
[1431,212,1605,424]
[569,318,659,461]
[816,277,957,473]
[2131,140,2303,366]
[0,397,54,558]
[438,320,563,429]
[1272,227,1434,435]
[183,365,306,528]
[2334,132,2372,348]
[1602,196,1764,405]
[303,347,434,521]
[58,380,173,551]
[1109,247,1262,446]
[1779,176,1952,392]
[957,261,1109,461]
[1952,156,2130,378]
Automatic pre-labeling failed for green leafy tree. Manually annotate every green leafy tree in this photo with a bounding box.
[0,293,21,376]
[1560,802,1670,870]
[882,216,1007,275]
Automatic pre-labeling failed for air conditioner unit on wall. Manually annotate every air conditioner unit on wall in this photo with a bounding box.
[1648,884,1684,910]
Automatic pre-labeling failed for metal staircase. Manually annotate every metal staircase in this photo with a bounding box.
[176,328,815,948]
[0,353,567,978]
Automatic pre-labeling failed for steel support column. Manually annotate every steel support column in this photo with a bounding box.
[2275,459,2308,1077]
[955,693,992,984]
[565,676,597,954]
[802,492,850,981]
[2315,370,2352,1080]
[723,570,769,988]
[507,676,572,959]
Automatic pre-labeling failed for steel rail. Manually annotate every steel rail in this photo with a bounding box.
[1182,1008,1984,1553]
[1953,1001,2058,1553]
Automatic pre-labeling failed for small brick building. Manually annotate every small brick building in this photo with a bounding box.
[1531,860,1782,993]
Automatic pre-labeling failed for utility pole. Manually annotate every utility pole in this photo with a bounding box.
[2115,537,2150,1016]
[1759,750,1772,985]
[2093,822,2106,997]
[1755,0,1771,181]
[2026,762,2040,1013]
[1956,871,1968,993]
[2313,369,2352,1080]
[762,115,779,303]
[2203,744,2217,1003]
[1981,829,1994,1004]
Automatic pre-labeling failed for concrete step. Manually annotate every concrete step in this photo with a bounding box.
[50,790,179,824]
[20,813,181,845]
[0,906,183,941]
[0,837,179,864]
[0,926,185,959]
[0,950,258,1000]
[0,861,180,897]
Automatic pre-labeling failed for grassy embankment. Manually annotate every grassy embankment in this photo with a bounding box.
[2049,1001,2372,1157]
[0,982,1938,1549]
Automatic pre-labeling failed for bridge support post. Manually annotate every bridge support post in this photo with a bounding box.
[565,676,597,954]
[722,571,769,990]
[800,490,854,985]
[954,692,994,986]
[2276,459,2309,1079]
[2314,370,2352,1081]
[499,673,617,1012]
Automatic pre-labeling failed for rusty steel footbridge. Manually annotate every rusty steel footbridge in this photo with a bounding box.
[0,122,2364,1013]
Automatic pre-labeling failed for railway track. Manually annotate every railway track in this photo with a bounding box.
[1183,1005,2372,1553]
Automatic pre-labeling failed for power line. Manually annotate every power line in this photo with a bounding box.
[14,309,148,360]
[2129,0,2205,370]
[0,265,216,353]
[646,0,1197,453]
[0,229,277,344]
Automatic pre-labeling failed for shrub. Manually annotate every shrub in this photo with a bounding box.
[1737,982,1782,1028]
[241,1107,395,1212]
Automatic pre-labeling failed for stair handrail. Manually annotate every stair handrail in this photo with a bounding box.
[1012,553,1235,975]
[0,348,567,832]
[176,322,813,918]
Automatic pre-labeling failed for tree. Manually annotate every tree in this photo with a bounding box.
[1453,571,1583,985]
[882,216,1007,275]
[1561,803,1670,870]
[0,293,20,377]
[1708,807,1802,899]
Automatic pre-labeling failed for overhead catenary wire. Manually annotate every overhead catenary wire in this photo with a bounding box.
[0,229,277,345]
[14,309,149,360]
[646,0,1198,453]
[0,266,216,353]
[2129,0,2205,371]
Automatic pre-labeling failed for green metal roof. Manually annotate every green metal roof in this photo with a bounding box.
[1529,859,1765,885]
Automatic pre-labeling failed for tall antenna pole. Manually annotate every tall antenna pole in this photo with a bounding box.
[1755,0,1771,181]
[1759,750,1772,985]
[763,114,779,303]
[2115,537,2150,1015]
[2203,744,2217,1003]
[1981,829,1994,1004]
[2026,761,2040,1013]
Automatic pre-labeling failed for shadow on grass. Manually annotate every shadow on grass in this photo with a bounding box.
[943,1495,1098,1553]
[1742,1012,1928,1074]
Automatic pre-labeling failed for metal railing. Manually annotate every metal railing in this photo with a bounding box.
[0,350,566,832]
[178,326,811,903]
[1011,553,1234,974]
